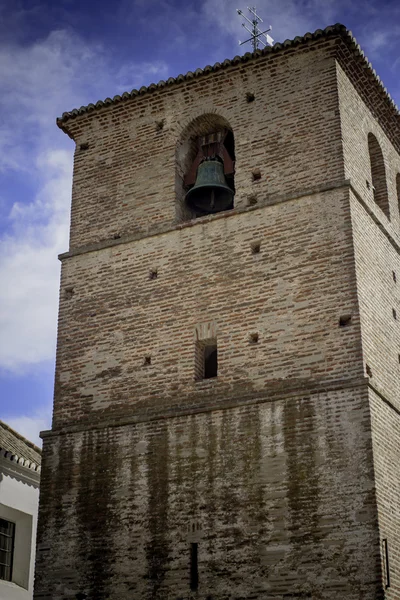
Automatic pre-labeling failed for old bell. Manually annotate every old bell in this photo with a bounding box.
[185,159,234,216]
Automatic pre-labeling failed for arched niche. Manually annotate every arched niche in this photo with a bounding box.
[368,133,390,219]
[175,113,235,222]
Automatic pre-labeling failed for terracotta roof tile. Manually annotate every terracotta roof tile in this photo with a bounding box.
[56,23,399,128]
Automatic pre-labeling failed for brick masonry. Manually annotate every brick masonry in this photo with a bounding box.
[34,28,400,600]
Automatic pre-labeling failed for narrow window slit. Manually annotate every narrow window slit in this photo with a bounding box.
[195,340,217,380]
[190,543,199,591]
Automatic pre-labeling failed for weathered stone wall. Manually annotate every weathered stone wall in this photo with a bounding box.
[338,63,400,596]
[370,389,400,600]
[36,387,381,600]
[337,62,400,234]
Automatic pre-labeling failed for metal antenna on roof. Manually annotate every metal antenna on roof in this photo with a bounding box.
[237,6,273,51]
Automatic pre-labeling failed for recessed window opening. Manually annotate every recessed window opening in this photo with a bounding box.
[393,271,397,283]
[144,356,151,366]
[176,115,235,222]
[190,543,199,591]
[393,308,397,320]
[195,339,217,380]
[366,364,372,377]
[251,241,261,254]
[368,133,390,219]
[0,518,15,582]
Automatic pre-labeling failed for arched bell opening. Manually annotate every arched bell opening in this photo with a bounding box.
[175,115,235,222]
[368,132,390,219]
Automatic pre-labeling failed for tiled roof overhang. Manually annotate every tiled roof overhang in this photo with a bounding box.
[56,23,399,134]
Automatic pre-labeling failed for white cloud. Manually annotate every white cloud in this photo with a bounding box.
[0,28,170,374]
[0,149,71,372]
[115,60,169,92]
[6,406,52,448]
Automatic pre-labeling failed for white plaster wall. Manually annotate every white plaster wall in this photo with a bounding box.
[0,471,39,600]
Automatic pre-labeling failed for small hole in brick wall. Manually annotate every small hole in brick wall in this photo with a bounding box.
[393,308,397,320]
[247,194,258,207]
[251,241,261,254]
[339,314,352,327]
[144,356,151,366]
[249,333,259,344]
[246,92,255,103]
[366,364,372,377]
[79,143,89,151]
[155,119,165,132]
[76,593,87,600]
[149,269,158,280]
[366,180,370,190]
[252,168,262,182]
[65,286,74,300]
[398,354,400,364]
[393,271,397,283]
[113,233,121,240]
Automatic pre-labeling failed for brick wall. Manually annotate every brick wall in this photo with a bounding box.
[338,60,400,596]
[35,387,381,600]
[34,30,400,600]
[65,39,343,251]
[370,389,400,600]
[53,186,362,429]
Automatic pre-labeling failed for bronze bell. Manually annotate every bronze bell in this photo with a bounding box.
[185,159,234,216]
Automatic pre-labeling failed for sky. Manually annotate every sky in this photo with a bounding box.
[0,0,399,447]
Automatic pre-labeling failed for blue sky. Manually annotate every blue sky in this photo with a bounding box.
[0,0,399,446]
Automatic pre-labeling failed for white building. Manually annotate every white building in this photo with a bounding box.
[0,421,41,600]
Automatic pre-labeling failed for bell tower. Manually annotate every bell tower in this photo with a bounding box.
[35,24,400,600]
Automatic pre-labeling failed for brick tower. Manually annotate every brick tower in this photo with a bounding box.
[35,24,400,600]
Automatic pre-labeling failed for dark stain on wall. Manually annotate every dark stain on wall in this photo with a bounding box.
[283,397,320,547]
[76,429,119,599]
[145,427,170,596]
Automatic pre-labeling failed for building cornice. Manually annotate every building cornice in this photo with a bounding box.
[0,451,40,488]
